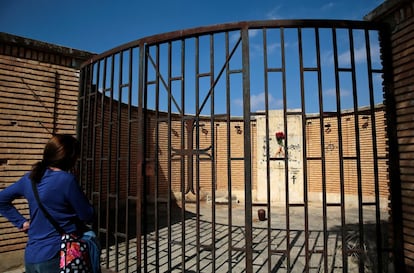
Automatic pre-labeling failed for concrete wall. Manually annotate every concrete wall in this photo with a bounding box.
[256,110,304,204]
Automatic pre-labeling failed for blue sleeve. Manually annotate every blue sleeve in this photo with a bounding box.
[0,178,28,229]
[65,177,94,223]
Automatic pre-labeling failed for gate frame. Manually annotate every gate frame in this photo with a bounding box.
[77,19,400,272]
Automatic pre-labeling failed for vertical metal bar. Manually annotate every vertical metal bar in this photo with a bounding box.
[225,31,233,273]
[180,38,187,273]
[209,33,217,272]
[107,53,118,272]
[332,28,348,273]
[100,57,111,268]
[115,51,123,273]
[241,27,253,273]
[93,60,102,239]
[348,28,365,273]
[153,44,161,273]
[88,63,97,223]
[180,39,186,273]
[298,27,309,273]
[262,28,272,273]
[143,45,152,272]
[280,26,291,271]
[136,43,146,271]
[364,29,383,272]
[315,27,329,273]
[125,47,133,273]
[195,36,201,273]
[167,41,173,272]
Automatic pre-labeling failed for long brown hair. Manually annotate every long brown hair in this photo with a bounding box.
[30,134,80,183]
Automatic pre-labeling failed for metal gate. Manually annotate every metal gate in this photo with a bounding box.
[77,20,393,272]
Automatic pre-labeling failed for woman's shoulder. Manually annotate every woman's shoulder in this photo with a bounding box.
[42,170,80,195]
[15,172,32,185]
[46,168,74,177]
[44,169,77,185]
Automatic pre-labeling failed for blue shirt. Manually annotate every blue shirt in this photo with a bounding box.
[0,169,94,263]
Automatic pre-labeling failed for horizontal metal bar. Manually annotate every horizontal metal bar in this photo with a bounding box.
[268,68,283,72]
[306,157,323,160]
[198,72,211,77]
[303,67,319,72]
[326,203,342,207]
[288,203,305,207]
[229,69,242,74]
[269,158,286,161]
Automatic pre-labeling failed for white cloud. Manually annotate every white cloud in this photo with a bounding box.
[266,5,283,20]
[321,50,334,66]
[324,88,351,97]
[249,29,261,38]
[369,44,380,64]
[229,29,261,43]
[267,42,281,54]
[350,47,367,64]
[233,97,243,109]
[321,44,380,67]
[321,2,335,10]
[338,44,380,66]
[233,92,283,112]
[229,32,241,43]
[338,50,351,66]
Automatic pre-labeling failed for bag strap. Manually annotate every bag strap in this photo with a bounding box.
[31,180,65,235]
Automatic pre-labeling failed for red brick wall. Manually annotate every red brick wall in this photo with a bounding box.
[366,0,414,271]
[306,107,388,201]
[87,92,387,206]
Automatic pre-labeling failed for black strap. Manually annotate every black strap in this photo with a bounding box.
[31,180,65,235]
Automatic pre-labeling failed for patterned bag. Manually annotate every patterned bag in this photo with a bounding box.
[31,180,99,273]
[60,233,92,273]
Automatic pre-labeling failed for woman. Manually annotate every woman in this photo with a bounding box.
[0,134,94,273]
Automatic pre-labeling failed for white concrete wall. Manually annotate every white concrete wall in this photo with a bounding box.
[256,110,303,204]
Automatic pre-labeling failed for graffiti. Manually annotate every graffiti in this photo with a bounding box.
[260,136,302,163]
[325,142,338,152]
[287,144,301,151]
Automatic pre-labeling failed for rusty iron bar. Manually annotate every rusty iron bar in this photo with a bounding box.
[225,30,234,273]
[314,27,329,273]
[241,26,253,273]
[331,27,348,273]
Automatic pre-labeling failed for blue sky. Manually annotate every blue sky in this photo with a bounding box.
[1,0,386,115]
[1,0,384,54]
